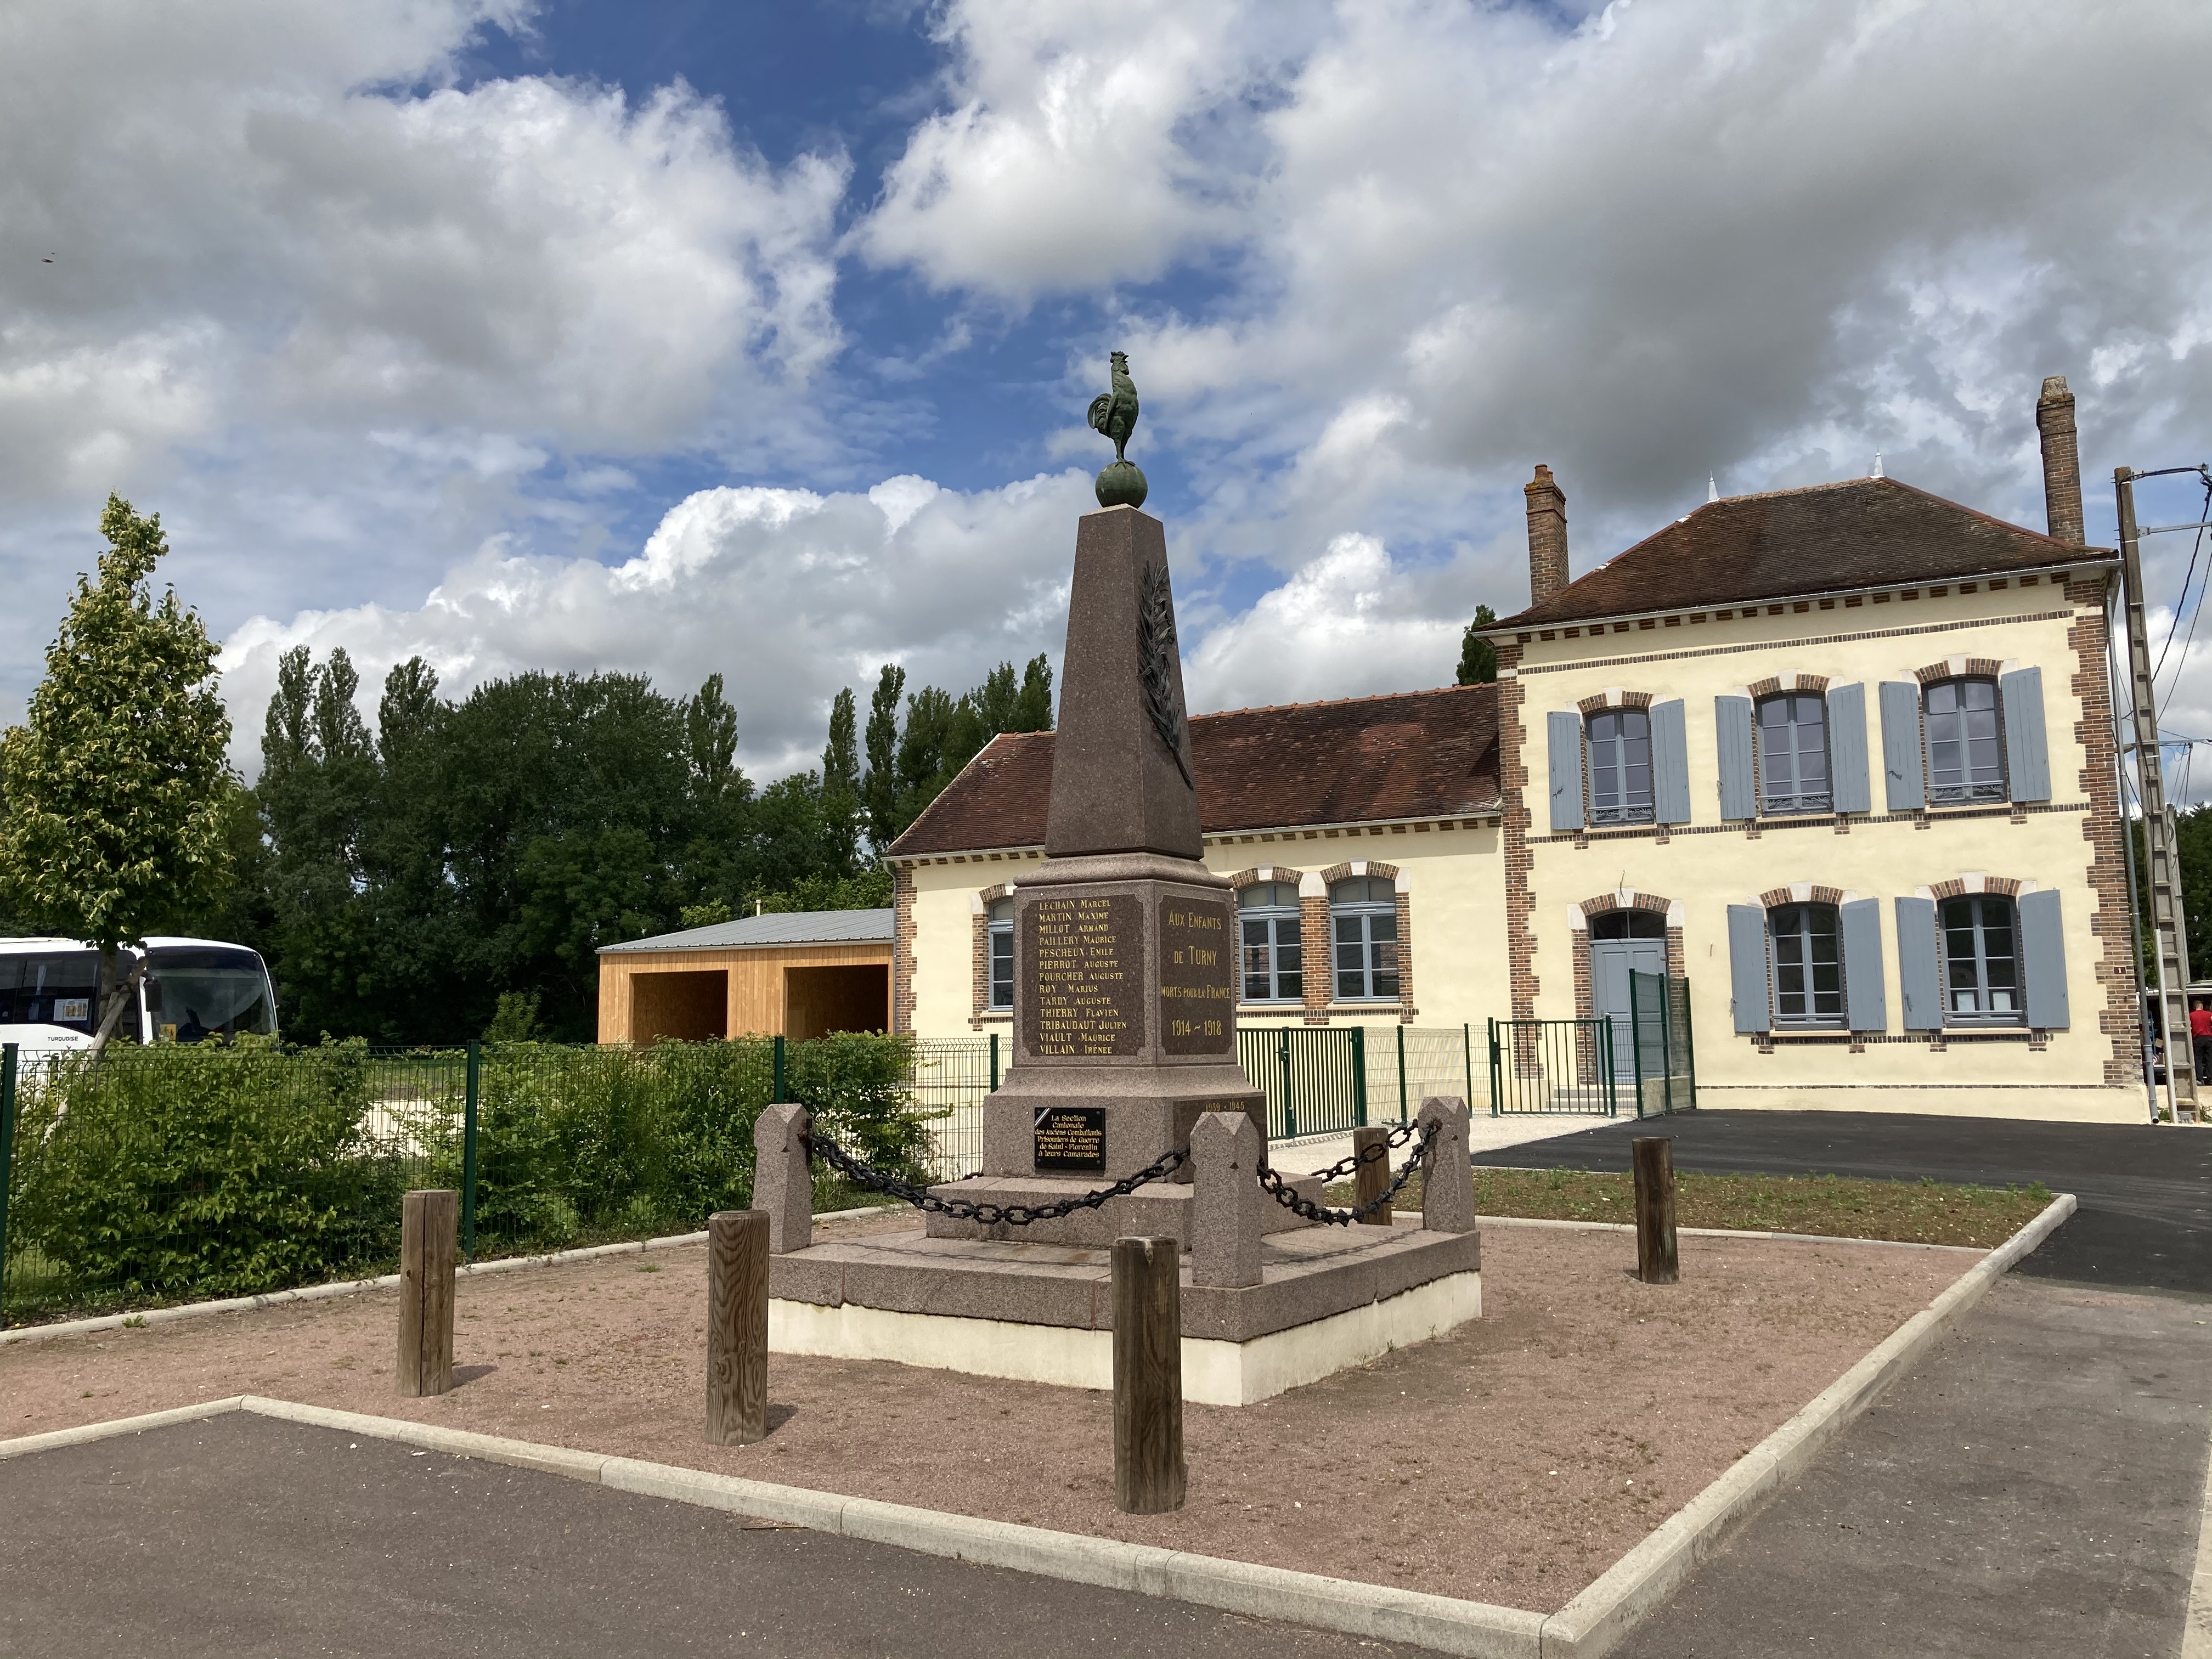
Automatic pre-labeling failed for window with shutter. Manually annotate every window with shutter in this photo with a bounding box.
[1925,679,2007,805]
[1587,708,1655,826]
[1238,882,1302,1002]
[1768,902,1844,1026]
[1756,695,1832,815]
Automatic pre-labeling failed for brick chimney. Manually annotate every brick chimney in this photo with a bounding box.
[2035,376,2084,545]
[1525,464,1569,606]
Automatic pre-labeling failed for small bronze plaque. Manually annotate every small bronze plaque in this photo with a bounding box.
[1023,893,1144,1057]
[1034,1105,1107,1173]
[1158,894,1234,1055]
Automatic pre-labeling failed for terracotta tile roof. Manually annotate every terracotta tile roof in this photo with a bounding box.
[889,684,1500,857]
[1497,476,2111,630]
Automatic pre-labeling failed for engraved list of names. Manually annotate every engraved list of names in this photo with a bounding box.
[1022,893,1144,1057]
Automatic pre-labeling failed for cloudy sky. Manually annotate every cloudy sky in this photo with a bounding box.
[6,0,2212,783]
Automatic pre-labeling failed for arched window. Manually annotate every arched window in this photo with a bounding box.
[1330,877,1399,1001]
[1942,895,2021,1023]
[1238,881,1302,1002]
[1769,902,1843,1027]
[1586,708,1654,825]
[986,898,1014,1009]
[1757,694,1831,815]
[1925,679,2006,804]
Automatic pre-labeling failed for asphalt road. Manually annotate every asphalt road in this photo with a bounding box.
[1476,1110,2212,1295]
[1614,1274,2212,1658]
[0,1413,1437,1659]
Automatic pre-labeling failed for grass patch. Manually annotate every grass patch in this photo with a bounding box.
[1321,1166,2054,1248]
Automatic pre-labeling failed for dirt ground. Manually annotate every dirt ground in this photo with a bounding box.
[0,1214,1971,1615]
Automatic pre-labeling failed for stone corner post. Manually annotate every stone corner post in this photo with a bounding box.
[1188,1109,1262,1288]
[1415,1096,1476,1234]
[753,1102,813,1255]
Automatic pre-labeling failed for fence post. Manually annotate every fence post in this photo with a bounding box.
[1395,1024,1408,1124]
[1352,1124,1392,1225]
[989,1031,999,1092]
[1628,974,1646,1121]
[461,1041,481,1259]
[1600,1020,1618,1116]
[1680,982,1699,1110]
[706,1209,771,1445]
[1486,1020,1501,1117]
[1633,1137,1679,1284]
[1464,1023,1475,1118]
[772,1032,786,1102]
[1351,1025,1368,1128]
[398,1189,458,1397]
[0,1044,16,1327]
[1277,1031,1295,1139]
[1112,1235,1186,1514]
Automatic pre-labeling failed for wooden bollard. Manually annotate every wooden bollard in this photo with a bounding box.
[1633,1136,1679,1285]
[1111,1235,1185,1514]
[1352,1125,1393,1225]
[397,1189,457,1397]
[706,1209,771,1446]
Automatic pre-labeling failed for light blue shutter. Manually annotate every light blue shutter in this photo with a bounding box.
[1839,897,1886,1031]
[2001,667,2051,803]
[1652,698,1690,824]
[1715,695,1756,820]
[1829,683,1871,814]
[2019,889,2070,1028]
[1879,681,1925,812]
[1547,711,1584,832]
[1894,896,1942,1030]
[1727,904,1770,1032]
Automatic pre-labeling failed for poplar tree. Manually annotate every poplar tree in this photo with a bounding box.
[0,495,234,1049]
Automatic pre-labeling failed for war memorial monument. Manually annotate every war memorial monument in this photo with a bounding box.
[749,356,1483,1406]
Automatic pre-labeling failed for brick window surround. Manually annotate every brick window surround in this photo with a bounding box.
[1229,861,1416,1024]
[968,882,1015,1029]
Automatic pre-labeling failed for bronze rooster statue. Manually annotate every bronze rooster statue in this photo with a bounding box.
[1088,351,1147,508]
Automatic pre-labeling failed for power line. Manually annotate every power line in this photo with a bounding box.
[2151,474,2212,704]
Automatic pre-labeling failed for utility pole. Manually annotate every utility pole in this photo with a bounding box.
[2115,466,2196,1120]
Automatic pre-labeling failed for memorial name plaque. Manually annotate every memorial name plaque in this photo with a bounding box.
[1034,1105,1108,1173]
[1158,894,1234,1056]
[1023,893,1145,1057]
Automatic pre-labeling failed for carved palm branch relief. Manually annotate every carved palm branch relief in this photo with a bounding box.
[1137,561,1194,788]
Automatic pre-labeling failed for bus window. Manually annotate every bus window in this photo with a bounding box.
[0,952,105,1033]
[144,946,275,1042]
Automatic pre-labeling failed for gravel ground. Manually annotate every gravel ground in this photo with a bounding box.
[0,1214,1970,1615]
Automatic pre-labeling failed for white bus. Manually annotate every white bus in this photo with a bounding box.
[0,936,279,1052]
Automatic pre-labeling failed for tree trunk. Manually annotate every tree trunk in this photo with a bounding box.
[89,946,143,1058]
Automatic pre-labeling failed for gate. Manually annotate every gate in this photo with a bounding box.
[1626,971,1697,1116]
[1237,1025,1368,1139]
[1485,1018,1618,1115]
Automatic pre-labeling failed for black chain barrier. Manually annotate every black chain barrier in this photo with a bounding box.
[804,1113,1442,1231]
[802,1129,1188,1227]
[1260,1117,1441,1228]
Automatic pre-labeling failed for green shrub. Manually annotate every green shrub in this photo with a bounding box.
[8,1037,400,1302]
[2,1031,935,1318]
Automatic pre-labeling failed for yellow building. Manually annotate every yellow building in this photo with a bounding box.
[888,378,2145,1123]
[887,688,1505,1050]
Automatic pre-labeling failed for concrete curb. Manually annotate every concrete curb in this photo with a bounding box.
[0,1195,2078,1659]
[2181,1392,2212,1658]
[0,1396,249,1460]
[1538,1190,2076,1657]
[0,1207,887,1347]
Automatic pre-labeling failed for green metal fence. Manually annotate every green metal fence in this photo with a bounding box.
[1238,1025,1370,1139]
[1487,1017,1620,1115]
[1626,971,1697,1117]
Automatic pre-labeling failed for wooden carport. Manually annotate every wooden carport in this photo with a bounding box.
[595,910,893,1043]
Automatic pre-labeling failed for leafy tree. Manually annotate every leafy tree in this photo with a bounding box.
[861,663,905,852]
[0,496,234,1048]
[1013,654,1054,730]
[820,686,862,876]
[1457,605,1498,686]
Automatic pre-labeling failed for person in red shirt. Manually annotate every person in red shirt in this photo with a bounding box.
[2190,999,2212,1084]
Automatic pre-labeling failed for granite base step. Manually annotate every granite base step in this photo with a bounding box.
[919,1174,1324,1248]
[765,1219,1481,1406]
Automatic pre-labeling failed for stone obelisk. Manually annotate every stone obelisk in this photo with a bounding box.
[970,355,1266,1191]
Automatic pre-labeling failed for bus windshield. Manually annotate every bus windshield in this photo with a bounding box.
[0,951,109,1034]
[146,946,275,1042]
